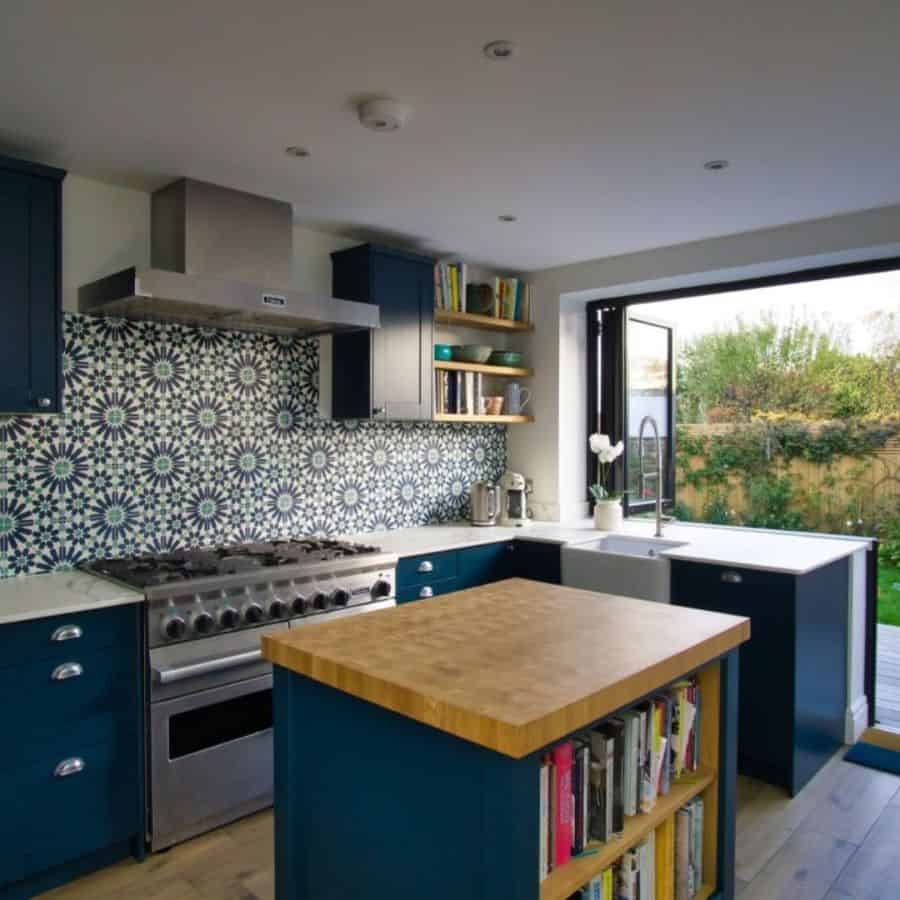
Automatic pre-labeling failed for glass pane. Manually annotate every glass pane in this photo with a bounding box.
[169,688,273,759]
[627,318,672,507]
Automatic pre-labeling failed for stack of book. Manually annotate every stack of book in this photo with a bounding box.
[491,276,533,323]
[433,263,534,324]
[434,262,467,312]
[539,677,701,882]
[434,370,484,416]
[567,831,657,900]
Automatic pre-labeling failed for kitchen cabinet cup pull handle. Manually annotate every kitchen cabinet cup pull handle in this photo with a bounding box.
[721,571,743,584]
[51,624,83,642]
[37,397,52,409]
[54,757,85,778]
[417,561,434,573]
[419,586,434,599]
[51,662,83,681]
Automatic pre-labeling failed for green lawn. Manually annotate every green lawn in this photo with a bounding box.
[879,562,900,626]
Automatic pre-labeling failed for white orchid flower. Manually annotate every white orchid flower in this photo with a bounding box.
[589,433,611,454]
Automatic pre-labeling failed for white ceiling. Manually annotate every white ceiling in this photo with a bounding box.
[4,0,900,272]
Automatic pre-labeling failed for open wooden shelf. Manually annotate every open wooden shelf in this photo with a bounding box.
[539,768,716,900]
[435,309,534,333]
[433,413,534,424]
[433,360,534,378]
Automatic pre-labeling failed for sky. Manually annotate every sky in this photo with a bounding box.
[635,268,900,354]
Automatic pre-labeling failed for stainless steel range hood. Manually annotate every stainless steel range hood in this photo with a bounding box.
[79,179,378,336]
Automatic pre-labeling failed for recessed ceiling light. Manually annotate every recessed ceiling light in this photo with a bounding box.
[704,159,729,171]
[498,214,518,223]
[483,40,517,61]
[285,146,310,158]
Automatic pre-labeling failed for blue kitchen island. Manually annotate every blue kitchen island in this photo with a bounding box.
[262,578,750,900]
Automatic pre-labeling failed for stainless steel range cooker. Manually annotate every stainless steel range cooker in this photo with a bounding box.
[84,538,397,850]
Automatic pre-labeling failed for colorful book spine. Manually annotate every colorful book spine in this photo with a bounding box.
[551,742,573,868]
[539,759,549,881]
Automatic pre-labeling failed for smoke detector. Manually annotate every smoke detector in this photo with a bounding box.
[357,99,412,133]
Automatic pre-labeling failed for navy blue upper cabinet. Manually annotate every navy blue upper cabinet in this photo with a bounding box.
[331,244,434,421]
[0,155,65,415]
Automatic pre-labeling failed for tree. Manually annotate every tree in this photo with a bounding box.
[676,310,899,423]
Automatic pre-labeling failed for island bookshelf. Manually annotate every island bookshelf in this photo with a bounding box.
[266,582,745,900]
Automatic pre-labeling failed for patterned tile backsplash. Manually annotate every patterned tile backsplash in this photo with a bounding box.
[0,314,506,577]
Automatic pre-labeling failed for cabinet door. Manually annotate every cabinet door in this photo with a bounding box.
[0,169,61,414]
[670,561,796,789]
[509,540,562,584]
[370,251,433,421]
[457,542,514,589]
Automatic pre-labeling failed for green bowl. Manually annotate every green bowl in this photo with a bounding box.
[488,350,524,367]
[434,344,454,361]
[452,344,493,363]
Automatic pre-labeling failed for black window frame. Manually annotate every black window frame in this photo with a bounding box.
[585,253,900,517]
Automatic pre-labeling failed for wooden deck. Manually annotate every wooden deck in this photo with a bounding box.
[877,623,900,730]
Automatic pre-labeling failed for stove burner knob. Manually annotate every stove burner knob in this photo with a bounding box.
[218,607,240,629]
[268,598,288,619]
[311,591,329,611]
[243,602,264,624]
[331,588,351,608]
[370,579,392,600]
[191,611,215,635]
[292,594,308,615]
[161,614,187,641]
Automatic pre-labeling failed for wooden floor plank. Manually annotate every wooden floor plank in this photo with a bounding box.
[37,752,900,900]
[737,829,856,900]
[796,758,900,844]
[833,806,900,899]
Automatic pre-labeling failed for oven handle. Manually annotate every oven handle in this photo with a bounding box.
[152,649,264,685]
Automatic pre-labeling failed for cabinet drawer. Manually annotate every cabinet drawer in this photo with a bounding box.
[0,729,139,885]
[397,551,458,587]
[0,645,138,740]
[397,577,459,604]
[0,605,137,670]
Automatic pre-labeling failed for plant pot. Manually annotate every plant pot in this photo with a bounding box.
[593,499,623,531]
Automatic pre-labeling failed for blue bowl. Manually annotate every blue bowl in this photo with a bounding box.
[434,344,453,361]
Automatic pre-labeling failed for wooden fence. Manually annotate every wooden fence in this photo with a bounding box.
[676,424,900,527]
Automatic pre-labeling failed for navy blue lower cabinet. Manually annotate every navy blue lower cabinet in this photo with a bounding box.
[509,539,562,584]
[0,604,144,898]
[670,557,848,795]
[457,541,515,588]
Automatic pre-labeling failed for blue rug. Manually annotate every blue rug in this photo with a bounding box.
[845,741,900,776]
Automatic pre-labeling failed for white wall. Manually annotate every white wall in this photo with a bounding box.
[62,175,151,312]
[509,203,900,520]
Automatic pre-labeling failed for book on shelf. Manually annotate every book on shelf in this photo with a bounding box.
[491,276,533,323]
[434,371,483,415]
[434,261,467,312]
[675,796,704,900]
[540,677,702,884]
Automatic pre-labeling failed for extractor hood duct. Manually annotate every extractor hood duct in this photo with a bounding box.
[79,179,378,336]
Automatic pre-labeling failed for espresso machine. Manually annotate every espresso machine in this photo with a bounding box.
[499,471,531,526]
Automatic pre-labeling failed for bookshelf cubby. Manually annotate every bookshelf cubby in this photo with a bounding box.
[539,661,722,900]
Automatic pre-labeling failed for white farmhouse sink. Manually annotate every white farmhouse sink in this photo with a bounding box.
[561,535,689,603]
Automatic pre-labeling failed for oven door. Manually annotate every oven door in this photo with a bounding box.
[150,673,273,850]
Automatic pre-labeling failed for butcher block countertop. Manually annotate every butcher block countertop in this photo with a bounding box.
[262,578,750,758]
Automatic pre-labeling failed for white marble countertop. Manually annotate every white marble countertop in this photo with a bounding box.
[342,520,602,556]
[0,571,143,626]
[346,518,872,575]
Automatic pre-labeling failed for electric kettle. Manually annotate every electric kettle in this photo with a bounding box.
[470,481,500,527]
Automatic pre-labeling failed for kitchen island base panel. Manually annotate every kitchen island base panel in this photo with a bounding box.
[273,666,538,900]
[272,650,740,900]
